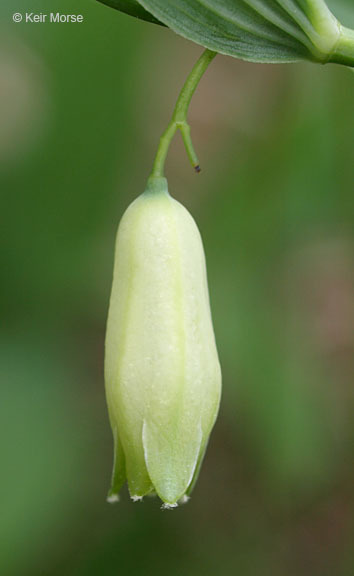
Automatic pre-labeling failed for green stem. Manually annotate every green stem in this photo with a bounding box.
[150,49,217,179]
[329,26,354,67]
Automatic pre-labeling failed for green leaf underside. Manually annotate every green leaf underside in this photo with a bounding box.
[137,0,337,62]
[97,0,163,25]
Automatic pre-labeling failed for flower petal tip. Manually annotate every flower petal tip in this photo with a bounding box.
[131,495,144,503]
[161,502,178,510]
[107,493,120,504]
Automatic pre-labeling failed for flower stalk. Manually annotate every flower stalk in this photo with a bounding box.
[150,49,216,179]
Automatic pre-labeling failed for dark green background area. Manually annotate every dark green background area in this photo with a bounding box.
[1,1,353,575]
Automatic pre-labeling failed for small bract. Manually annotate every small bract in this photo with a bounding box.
[104,177,221,507]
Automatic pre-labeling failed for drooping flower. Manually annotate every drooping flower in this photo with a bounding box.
[105,177,221,507]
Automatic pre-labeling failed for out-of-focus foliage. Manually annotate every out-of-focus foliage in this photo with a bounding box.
[1,0,353,575]
[328,0,354,25]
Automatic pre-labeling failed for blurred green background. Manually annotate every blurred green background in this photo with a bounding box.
[1,1,353,575]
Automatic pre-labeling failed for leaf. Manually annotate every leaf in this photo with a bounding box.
[137,0,349,63]
[97,0,162,25]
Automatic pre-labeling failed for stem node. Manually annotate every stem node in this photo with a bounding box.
[150,49,216,180]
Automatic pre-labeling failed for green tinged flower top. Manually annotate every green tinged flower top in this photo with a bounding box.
[105,177,222,507]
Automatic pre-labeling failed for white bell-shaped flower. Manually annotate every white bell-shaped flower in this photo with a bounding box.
[105,177,221,507]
